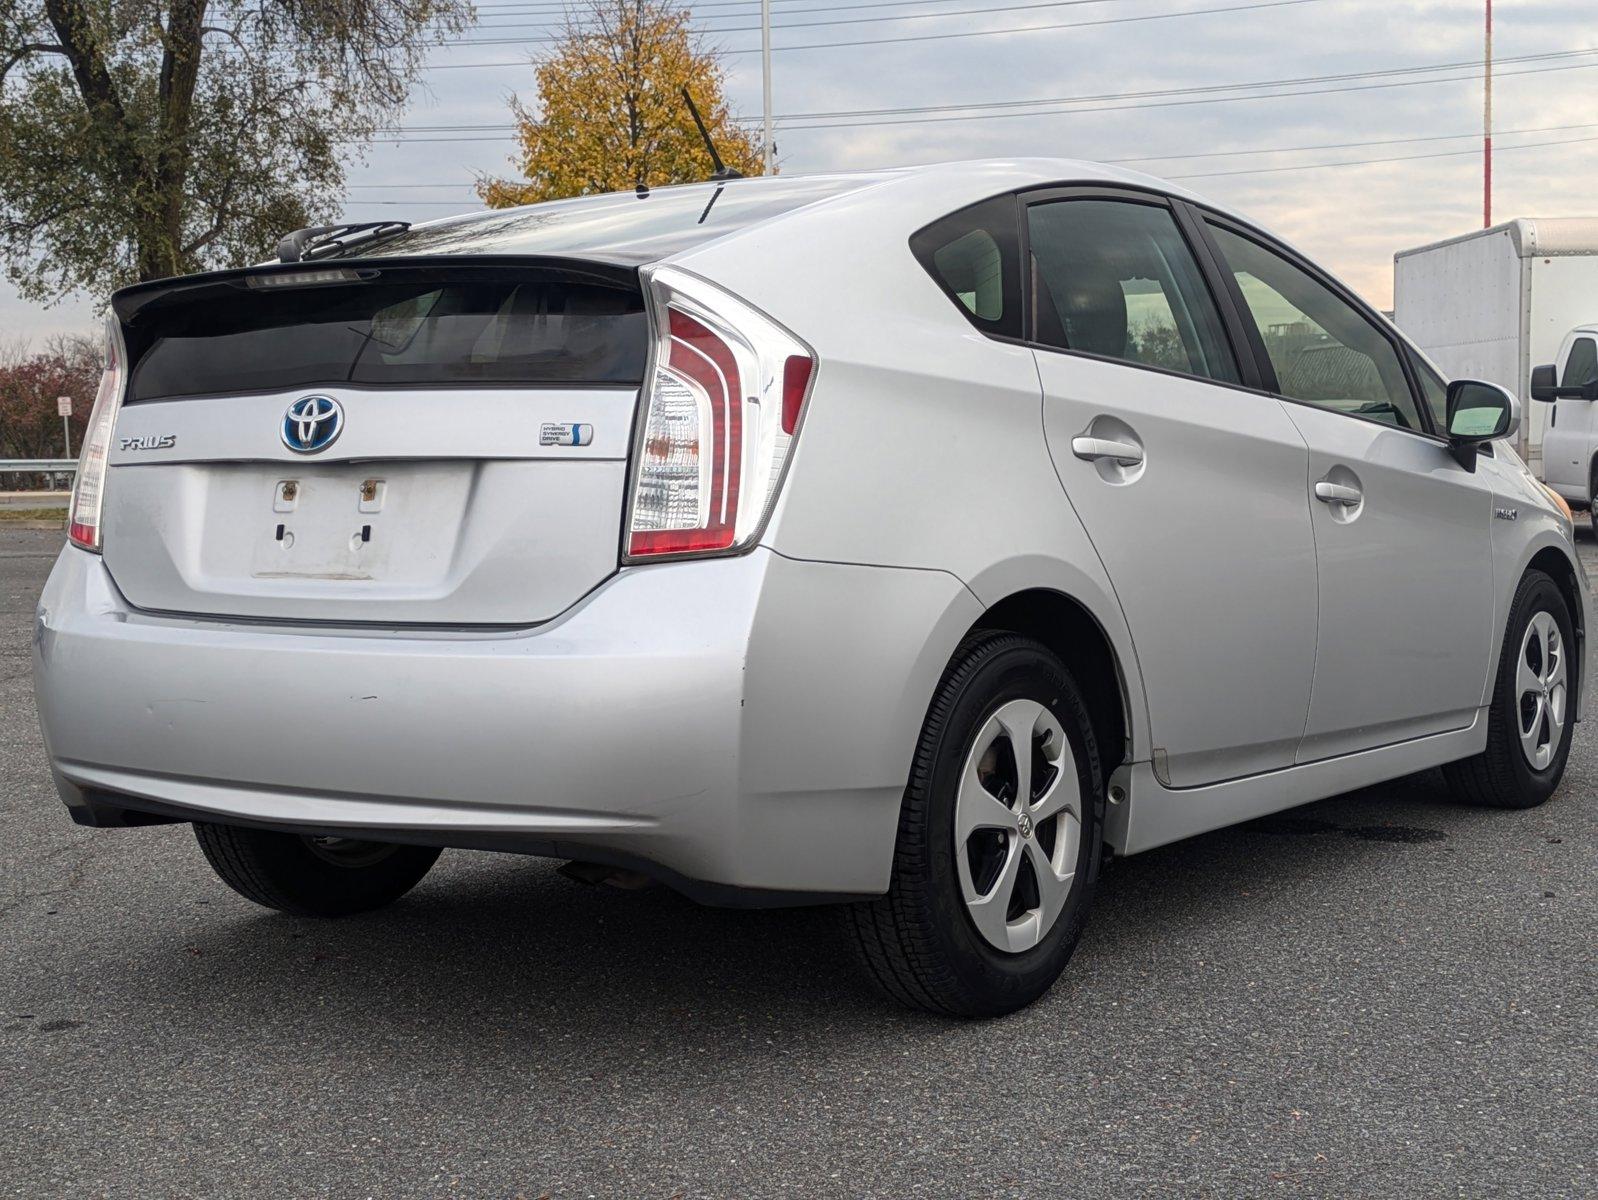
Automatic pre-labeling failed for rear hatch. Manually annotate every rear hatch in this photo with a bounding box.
[103,261,645,625]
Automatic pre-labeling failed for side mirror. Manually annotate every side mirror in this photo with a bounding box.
[1445,379,1519,471]
[1531,362,1598,402]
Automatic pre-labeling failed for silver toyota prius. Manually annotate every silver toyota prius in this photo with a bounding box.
[32,159,1589,1016]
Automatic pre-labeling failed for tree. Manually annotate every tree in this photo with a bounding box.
[0,0,471,304]
[478,0,761,208]
[0,334,98,461]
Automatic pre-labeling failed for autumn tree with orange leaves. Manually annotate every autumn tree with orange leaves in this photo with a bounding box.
[477,0,762,207]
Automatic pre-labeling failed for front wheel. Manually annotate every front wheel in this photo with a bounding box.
[194,823,442,916]
[1443,570,1576,808]
[846,633,1105,1017]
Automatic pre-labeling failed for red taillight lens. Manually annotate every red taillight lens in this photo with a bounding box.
[781,355,814,436]
[68,315,127,553]
[627,311,744,557]
[625,268,815,561]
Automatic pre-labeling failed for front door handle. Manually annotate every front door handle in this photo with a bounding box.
[1071,436,1144,466]
[1314,479,1363,506]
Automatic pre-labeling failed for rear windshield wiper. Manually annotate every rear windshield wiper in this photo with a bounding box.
[276,221,411,264]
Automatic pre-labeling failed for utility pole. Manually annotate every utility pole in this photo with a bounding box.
[1484,0,1493,227]
[761,0,775,175]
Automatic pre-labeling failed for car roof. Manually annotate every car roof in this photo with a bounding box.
[316,158,1239,267]
[110,159,1252,315]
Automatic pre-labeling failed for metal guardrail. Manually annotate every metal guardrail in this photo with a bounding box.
[0,459,77,475]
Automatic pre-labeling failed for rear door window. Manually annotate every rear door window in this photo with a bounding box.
[1025,198,1239,384]
[127,274,647,402]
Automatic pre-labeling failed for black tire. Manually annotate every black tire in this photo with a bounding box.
[846,632,1105,1018]
[193,823,442,916]
[1588,466,1598,542]
[1442,570,1576,809]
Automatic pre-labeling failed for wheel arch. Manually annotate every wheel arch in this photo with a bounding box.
[964,586,1140,776]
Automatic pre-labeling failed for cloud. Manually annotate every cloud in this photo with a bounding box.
[4,0,1594,333]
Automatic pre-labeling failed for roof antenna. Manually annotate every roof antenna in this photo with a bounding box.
[681,87,743,181]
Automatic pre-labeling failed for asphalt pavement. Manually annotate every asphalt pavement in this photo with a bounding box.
[2,526,1593,1198]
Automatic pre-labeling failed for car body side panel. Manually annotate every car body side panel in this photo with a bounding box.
[1036,353,1318,788]
[1111,714,1490,854]
[670,170,1156,766]
[1280,407,1497,761]
[738,552,983,893]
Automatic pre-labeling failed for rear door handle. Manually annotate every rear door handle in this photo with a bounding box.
[1071,437,1144,466]
[1314,480,1363,506]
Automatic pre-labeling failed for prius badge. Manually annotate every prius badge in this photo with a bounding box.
[282,395,343,454]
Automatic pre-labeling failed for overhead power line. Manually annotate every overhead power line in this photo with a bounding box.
[1106,120,1598,164]
[338,131,1598,207]
[442,0,1327,52]
[471,0,1137,33]
[776,56,1598,129]
[770,47,1595,121]
[467,0,957,11]
[357,50,1598,140]
[1169,131,1598,179]
[340,120,1598,188]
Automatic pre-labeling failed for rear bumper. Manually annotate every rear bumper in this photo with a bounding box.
[32,545,979,905]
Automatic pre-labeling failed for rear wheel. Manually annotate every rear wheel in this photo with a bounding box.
[846,633,1105,1017]
[1443,570,1575,809]
[193,823,441,916]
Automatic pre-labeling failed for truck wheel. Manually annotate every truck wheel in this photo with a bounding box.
[193,822,442,916]
[1587,463,1598,541]
[1442,570,1575,808]
[845,632,1104,1017]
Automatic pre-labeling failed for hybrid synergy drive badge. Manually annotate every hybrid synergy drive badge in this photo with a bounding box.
[540,422,594,447]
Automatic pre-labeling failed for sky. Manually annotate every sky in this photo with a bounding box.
[4,0,1596,344]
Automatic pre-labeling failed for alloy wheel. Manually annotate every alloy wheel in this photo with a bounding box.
[1516,610,1568,771]
[953,698,1082,953]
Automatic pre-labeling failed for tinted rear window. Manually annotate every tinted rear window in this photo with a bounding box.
[128,277,646,401]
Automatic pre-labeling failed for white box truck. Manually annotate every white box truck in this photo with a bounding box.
[1393,217,1598,470]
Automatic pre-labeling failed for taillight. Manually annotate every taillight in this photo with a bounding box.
[625,266,816,561]
[68,315,127,553]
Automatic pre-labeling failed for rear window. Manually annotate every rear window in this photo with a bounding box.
[127,276,647,401]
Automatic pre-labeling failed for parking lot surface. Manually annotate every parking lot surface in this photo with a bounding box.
[2,526,1593,1198]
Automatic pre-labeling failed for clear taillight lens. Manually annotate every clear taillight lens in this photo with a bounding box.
[68,315,127,553]
[625,266,816,561]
